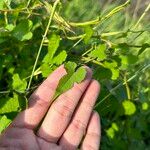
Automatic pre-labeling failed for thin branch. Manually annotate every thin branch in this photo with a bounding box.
[27,0,60,90]
[134,3,150,28]
[0,91,10,94]
[124,73,131,100]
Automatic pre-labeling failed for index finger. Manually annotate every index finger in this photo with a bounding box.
[12,65,67,129]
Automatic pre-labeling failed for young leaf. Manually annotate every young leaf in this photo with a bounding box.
[52,50,67,65]
[84,26,94,44]
[48,33,60,60]
[0,0,5,9]
[103,61,119,80]
[12,20,33,41]
[5,24,15,31]
[89,44,107,61]
[106,122,119,139]
[53,62,86,100]
[0,115,11,134]
[41,33,62,76]
[12,74,27,93]
[0,94,20,114]
[122,100,136,115]
[41,63,53,77]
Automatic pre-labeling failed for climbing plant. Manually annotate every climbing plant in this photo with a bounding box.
[0,0,150,149]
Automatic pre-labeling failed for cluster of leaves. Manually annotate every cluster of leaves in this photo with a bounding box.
[0,0,150,149]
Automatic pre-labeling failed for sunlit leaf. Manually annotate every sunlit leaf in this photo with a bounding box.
[84,26,94,44]
[89,44,107,61]
[106,122,119,139]
[112,123,119,131]
[48,33,60,60]
[122,100,136,115]
[52,50,67,65]
[104,61,119,80]
[54,62,86,99]
[41,63,53,77]
[0,94,20,114]
[0,115,11,134]
[0,0,5,9]
[142,102,149,110]
[5,24,15,31]
[12,74,27,93]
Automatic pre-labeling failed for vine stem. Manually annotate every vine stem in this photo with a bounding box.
[27,0,32,8]
[124,73,131,100]
[27,0,60,90]
[134,3,150,28]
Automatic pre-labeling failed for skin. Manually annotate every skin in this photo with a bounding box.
[0,65,101,150]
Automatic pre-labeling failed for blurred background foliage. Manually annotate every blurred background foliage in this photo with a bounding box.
[0,0,150,149]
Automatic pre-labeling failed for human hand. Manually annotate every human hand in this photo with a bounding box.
[0,65,101,150]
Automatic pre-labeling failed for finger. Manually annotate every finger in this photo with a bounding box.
[12,65,67,129]
[37,67,93,143]
[59,80,100,149]
[81,112,101,150]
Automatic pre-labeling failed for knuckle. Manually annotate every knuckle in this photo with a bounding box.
[87,132,100,139]
[71,119,87,132]
[43,80,57,92]
[53,102,74,118]
[83,144,97,150]
[40,81,56,95]
[30,95,50,109]
[83,100,94,110]
[73,83,84,94]
[59,93,75,104]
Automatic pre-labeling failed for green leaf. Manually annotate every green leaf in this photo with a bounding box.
[12,74,27,93]
[5,24,15,31]
[0,94,20,114]
[52,50,67,65]
[142,102,149,110]
[106,122,119,139]
[119,55,128,70]
[84,26,94,44]
[12,20,33,41]
[111,68,119,80]
[106,127,115,139]
[127,54,138,64]
[112,123,119,131]
[53,62,86,99]
[41,63,53,77]
[42,33,61,66]
[0,115,11,134]
[122,100,136,115]
[48,33,60,60]
[103,61,119,80]
[89,44,107,61]
[0,0,5,9]
[93,66,112,80]
[21,32,33,41]
[138,43,150,56]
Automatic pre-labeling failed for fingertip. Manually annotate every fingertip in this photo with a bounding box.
[90,79,101,93]
[83,66,93,80]
[92,111,100,125]
[52,64,67,76]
